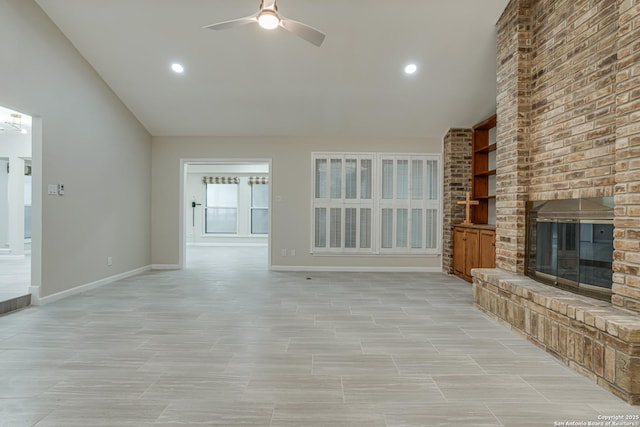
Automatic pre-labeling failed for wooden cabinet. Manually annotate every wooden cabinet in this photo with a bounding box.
[453,226,478,281]
[453,224,495,282]
[479,229,496,269]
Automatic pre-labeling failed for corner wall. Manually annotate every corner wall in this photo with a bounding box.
[1,0,152,298]
[495,0,531,275]
[442,129,472,274]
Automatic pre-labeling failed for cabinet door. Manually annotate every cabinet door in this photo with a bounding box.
[464,229,480,278]
[479,230,496,268]
[453,227,466,276]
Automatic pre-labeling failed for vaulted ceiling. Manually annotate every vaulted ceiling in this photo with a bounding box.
[34,0,509,138]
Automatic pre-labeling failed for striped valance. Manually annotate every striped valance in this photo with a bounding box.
[203,176,239,184]
[248,177,269,185]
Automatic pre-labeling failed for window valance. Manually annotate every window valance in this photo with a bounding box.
[203,176,239,184]
[248,177,269,185]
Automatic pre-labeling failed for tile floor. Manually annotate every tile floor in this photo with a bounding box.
[0,246,637,426]
[0,254,30,302]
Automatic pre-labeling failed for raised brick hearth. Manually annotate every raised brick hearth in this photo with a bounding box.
[473,269,640,404]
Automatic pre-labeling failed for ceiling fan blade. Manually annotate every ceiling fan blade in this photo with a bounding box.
[203,14,258,31]
[280,18,326,46]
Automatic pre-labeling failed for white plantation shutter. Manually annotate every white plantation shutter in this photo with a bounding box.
[312,152,440,254]
[312,153,375,253]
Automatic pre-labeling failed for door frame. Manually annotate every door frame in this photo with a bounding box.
[179,158,272,269]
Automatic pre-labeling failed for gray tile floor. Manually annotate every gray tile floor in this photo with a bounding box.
[0,246,637,426]
[0,254,30,302]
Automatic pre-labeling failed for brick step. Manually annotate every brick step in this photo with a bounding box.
[0,294,31,316]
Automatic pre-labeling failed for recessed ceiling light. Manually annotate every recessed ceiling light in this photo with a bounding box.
[404,63,418,75]
[171,63,184,74]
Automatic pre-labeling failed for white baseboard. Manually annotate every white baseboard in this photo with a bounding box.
[270,265,441,273]
[28,285,41,305]
[0,253,27,259]
[188,242,268,247]
[151,264,181,270]
[31,265,152,306]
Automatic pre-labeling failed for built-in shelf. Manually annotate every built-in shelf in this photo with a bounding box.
[474,143,497,154]
[472,114,497,225]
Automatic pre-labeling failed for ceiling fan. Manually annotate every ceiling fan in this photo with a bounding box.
[203,0,326,47]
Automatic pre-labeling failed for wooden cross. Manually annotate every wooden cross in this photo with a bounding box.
[457,191,479,225]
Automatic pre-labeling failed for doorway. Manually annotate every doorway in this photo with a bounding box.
[0,105,33,303]
[181,160,272,269]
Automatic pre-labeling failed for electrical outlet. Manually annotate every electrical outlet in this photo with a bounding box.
[107,256,113,266]
[290,249,296,257]
[281,249,287,257]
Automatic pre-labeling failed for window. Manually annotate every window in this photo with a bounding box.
[202,176,269,237]
[312,153,440,254]
[205,183,238,234]
[251,183,269,234]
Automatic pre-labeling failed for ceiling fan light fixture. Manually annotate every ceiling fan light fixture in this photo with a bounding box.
[203,0,325,46]
[257,10,280,30]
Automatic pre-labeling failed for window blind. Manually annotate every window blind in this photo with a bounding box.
[248,177,269,185]
[203,176,240,184]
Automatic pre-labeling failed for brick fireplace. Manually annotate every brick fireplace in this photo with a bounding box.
[444,0,640,404]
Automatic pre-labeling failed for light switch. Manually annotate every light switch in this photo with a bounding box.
[48,184,57,195]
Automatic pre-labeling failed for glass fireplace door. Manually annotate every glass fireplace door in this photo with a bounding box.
[579,222,614,290]
[557,222,579,285]
[535,221,557,278]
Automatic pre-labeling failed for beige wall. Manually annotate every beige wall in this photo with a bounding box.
[1,0,152,298]
[152,136,443,270]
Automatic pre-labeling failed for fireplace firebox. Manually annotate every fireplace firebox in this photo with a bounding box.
[526,198,614,300]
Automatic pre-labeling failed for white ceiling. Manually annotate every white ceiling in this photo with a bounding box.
[34,0,509,139]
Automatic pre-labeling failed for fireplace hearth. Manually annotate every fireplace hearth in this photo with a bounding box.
[526,198,614,300]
